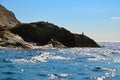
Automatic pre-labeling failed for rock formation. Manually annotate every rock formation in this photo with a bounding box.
[48,39,67,48]
[11,22,76,47]
[74,34,100,47]
[0,4,100,49]
[0,5,20,28]
[0,30,33,49]
[11,22,100,48]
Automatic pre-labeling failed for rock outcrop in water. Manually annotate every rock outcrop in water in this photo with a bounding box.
[0,5,100,49]
[74,34,100,47]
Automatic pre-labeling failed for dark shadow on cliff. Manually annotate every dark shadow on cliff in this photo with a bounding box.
[11,22,100,48]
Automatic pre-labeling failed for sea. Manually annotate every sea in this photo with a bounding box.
[0,42,120,80]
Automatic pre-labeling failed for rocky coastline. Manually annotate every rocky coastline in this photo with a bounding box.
[0,4,100,49]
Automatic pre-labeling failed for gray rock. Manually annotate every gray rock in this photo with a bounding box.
[0,30,33,49]
[48,39,67,48]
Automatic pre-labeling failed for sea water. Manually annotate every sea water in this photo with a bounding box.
[0,42,120,80]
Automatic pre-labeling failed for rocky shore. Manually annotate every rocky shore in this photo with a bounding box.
[0,4,100,49]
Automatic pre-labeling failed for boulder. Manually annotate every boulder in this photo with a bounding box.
[48,39,67,48]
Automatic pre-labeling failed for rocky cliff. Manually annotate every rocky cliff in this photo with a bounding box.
[0,4,100,49]
[11,22,100,48]
[11,22,76,47]
[0,30,33,49]
[0,5,20,28]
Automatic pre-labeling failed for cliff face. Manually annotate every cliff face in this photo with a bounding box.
[11,22,76,47]
[0,5,20,28]
[11,22,100,48]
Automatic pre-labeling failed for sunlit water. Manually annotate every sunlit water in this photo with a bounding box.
[0,42,120,80]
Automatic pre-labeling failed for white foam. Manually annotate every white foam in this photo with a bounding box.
[48,73,69,79]
[12,59,35,63]
[59,73,69,77]
[50,56,70,60]
[12,51,70,63]
[48,74,58,79]
[96,76,105,80]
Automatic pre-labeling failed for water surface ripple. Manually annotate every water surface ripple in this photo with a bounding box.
[0,42,120,80]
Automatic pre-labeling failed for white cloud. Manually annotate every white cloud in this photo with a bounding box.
[111,17,120,20]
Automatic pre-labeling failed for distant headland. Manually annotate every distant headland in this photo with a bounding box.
[0,4,100,49]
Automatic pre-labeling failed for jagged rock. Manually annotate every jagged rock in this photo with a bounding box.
[0,30,33,49]
[0,5,20,28]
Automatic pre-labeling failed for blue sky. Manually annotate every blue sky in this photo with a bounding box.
[1,0,120,41]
